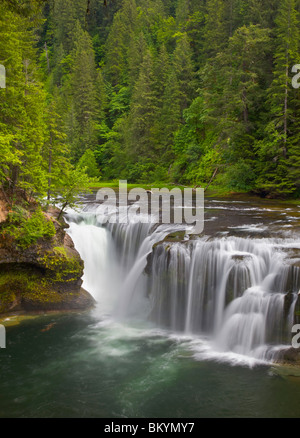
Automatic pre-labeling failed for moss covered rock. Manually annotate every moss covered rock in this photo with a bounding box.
[0,206,95,314]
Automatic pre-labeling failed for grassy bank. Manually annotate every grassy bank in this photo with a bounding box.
[89,181,300,204]
[89,180,251,198]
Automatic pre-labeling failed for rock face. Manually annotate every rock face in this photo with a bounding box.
[275,347,300,365]
[0,206,95,314]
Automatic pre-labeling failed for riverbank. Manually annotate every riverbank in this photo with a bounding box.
[0,308,93,327]
[0,195,95,316]
[89,181,300,204]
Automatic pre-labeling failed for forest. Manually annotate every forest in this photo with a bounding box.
[1,0,300,200]
[2,1,300,421]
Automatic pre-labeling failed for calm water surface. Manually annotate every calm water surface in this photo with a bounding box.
[0,311,300,418]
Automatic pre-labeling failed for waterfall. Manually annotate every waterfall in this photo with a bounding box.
[148,237,300,360]
[66,210,187,318]
[65,208,300,364]
[66,215,119,314]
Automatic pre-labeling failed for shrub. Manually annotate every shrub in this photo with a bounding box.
[3,207,56,248]
[77,149,100,178]
[225,159,257,192]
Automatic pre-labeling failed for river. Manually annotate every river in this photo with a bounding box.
[1,193,300,418]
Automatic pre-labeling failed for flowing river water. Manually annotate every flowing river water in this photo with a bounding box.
[1,193,300,417]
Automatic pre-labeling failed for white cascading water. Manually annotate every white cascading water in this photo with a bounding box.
[66,213,119,314]
[65,208,300,364]
[66,209,187,319]
[148,237,300,361]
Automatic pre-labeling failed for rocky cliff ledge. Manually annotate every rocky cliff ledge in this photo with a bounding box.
[0,196,95,314]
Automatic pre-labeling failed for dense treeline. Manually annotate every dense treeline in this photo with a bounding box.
[1,0,300,198]
[0,0,94,211]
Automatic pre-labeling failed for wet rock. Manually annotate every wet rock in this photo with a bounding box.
[276,347,300,364]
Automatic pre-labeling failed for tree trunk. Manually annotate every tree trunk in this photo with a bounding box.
[283,3,292,160]
[44,42,50,74]
[57,202,68,221]
[47,133,53,202]
[205,167,219,192]
[283,60,288,159]
[1,185,10,206]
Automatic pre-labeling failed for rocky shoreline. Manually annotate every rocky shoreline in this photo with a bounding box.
[0,200,95,315]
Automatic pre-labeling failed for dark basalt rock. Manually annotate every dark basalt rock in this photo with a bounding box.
[275,346,300,364]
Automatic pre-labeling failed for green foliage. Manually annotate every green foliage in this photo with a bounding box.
[2,0,300,200]
[224,159,257,192]
[0,2,47,197]
[38,246,83,283]
[53,167,95,219]
[108,86,131,125]
[77,149,100,178]
[3,207,56,249]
